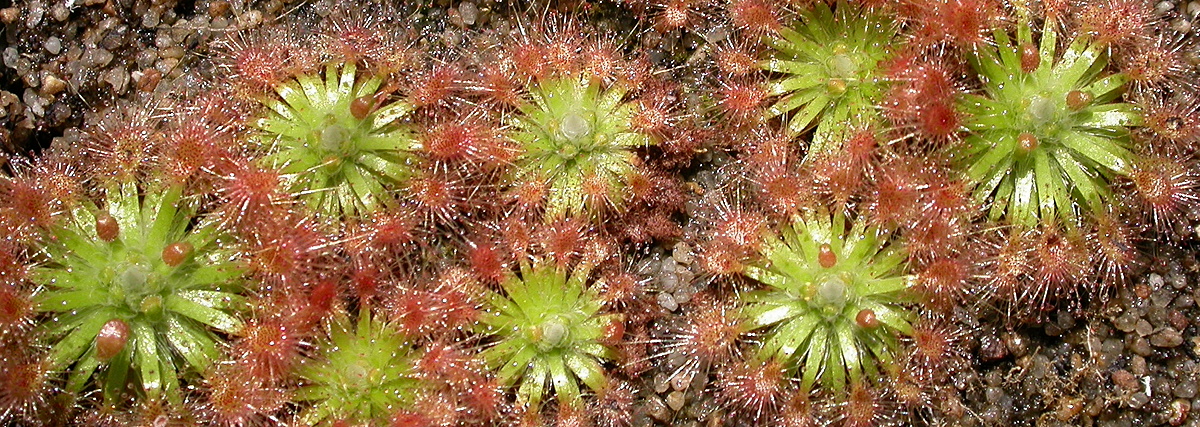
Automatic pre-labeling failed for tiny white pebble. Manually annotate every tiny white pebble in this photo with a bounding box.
[657,292,679,311]
[458,2,478,26]
[44,36,60,54]
[1171,17,1192,33]
[1157,0,1175,14]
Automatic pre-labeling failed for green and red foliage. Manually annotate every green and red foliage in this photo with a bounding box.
[3,0,1199,424]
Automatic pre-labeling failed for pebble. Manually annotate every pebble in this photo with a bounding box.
[25,0,44,27]
[1131,355,1149,376]
[1175,380,1197,399]
[154,32,173,50]
[41,73,66,95]
[1176,294,1195,309]
[208,1,230,18]
[134,49,157,69]
[155,57,179,76]
[1177,359,1198,375]
[660,256,678,274]
[160,46,185,60]
[1097,340,1120,369]
[653,372,670,394]
[1113,311,1139,332]
[980,332,1009,362]
[985,370,1004,387]
[0,7,19,24]
[1056,396,1085,421]
[1156,377,1175,397]
[1150,274,1166,290]
[676,266,695,286]
[102,67,129,93]
[1028,354,1050,380]
[705,25,730,43]
[687,397,718,421]
[2,47,20,69]
[1157,0,1175,13]
[22,89,46,117]
[660,257,681,288]
[1152,328,1185,348]
[51,3,68,21]
[141,9,160,28]
[667,391,686,411]
[47,101,69,126]
[1100,417,1135,427]
[952,369,975,392]
[1129,392,1151,408]
[657,292,679,311]
[1134,319,1154,337]
[983,388,1013,423]
[985,387,1007,405]
[1134,283,1153,300]
[671,370,692,391]
[1103,338,1124,355]
[1113,369,1139,392]
[672,242,694,265]
[1045,321,1065,337]
[20,66,38,87]
[0,90,17,115]
[1147,305,1168,329]
[642,30,662,50]
[667,352,685,370]
[647,395,670,422]
[674,286,695,304]
[134,68,162,92]
[82,47,114,67]
[458,2,478,26]
[1153,289,1176,309]
[44,36,61,54]
[1056,311,1076,330]
[237,9,263,29]
[1169,273,1187,289]
[1169,399,1190,426]
[660,271,679,294]
[980,405,1006,424]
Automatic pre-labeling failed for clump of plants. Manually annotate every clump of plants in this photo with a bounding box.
[2,0,1199,425]
[2,98,253,411]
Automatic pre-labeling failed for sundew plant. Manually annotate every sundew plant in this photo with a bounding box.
[509,76,654,220]
[293,309,419,425]
[761,1,898,152]
[479,261,619,408]
[32,182,245,404]
[254,62,418,218]
[958,18,1142,227]
[742,211,913,391]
